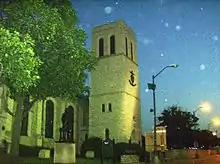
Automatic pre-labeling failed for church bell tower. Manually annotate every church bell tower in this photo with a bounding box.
[89,20,141,143]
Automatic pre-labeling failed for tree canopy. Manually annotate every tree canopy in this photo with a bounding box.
[0,26,41,93]
[158,105,220,149]
[2,0,96,100]
[193,129,219,149]
[158,105,199,148]
[158,105,199,129]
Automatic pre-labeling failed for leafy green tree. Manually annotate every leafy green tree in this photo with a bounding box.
[0,26,42,157]
[0,27,41,92]
[4,0,95,99]
[1,0,96,157]
[158,105,199,148]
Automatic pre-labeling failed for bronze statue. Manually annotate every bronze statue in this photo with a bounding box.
[59,106,74,142]
[60,108,68,141]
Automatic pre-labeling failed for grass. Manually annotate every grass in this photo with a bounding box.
[0,154,119,164]
[1,155,201,164]
[76,158,118,164]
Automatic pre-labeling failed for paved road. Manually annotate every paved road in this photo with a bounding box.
[192,154,220,164]
[144,154,220,164]
[165,155,220,164]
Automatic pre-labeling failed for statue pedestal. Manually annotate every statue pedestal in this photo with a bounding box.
[54,142,76,164]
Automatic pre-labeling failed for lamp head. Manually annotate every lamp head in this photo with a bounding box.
[212,131,217,136]
[169,64,179,68]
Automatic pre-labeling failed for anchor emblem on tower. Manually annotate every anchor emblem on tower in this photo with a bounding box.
[129,70,137,87]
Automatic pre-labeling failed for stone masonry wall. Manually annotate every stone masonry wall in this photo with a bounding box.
[120,155,139,164]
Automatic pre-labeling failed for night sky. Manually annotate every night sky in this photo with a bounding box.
[72,0,220,132]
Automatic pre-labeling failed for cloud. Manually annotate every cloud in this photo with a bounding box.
[175,25,181,31]
[104,6,112,14]
[212,35,218,41]
[164,22,169,27]
[200,64,205,70]
[143,39,153,45]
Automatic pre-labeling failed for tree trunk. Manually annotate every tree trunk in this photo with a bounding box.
[10,95,24,159]
[41,98,45,147]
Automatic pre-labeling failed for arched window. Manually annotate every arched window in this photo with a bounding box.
[110,35,115,55]
[102,104,105,112]
[21,95,30,136]
[21,112,28,136]
[129,137,132,144]
[66,105,74,141]
[105,128,110,139]
[130,42,133,60]
[45,100,54,138]
[125,37,128,56]
[85,133,88,141]
[108,103,112,112]
[99,38,104,57]
[82,107,87,127]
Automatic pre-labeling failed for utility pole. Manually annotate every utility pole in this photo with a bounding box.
[152,75,157,163]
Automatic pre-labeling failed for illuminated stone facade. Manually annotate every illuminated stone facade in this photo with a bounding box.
[145,126,167,152]
[89,20,142,143]
[0,84,89,155]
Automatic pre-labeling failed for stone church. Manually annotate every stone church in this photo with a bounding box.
[0,20,142,155]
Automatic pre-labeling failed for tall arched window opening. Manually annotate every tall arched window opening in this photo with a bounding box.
[99,38,104,57]
[130,42,133,60]
[110,35,115,55]
[125,37,128,56]
[45,100,54,138]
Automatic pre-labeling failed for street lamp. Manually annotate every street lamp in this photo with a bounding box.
[212,131,217,136]
[148,64,179,164]
[211,117,220,127]
[192,107,203,130]
[197,101,212,114]
[209,118,220,137]
[193,102,212,129]
[192,107,202,116]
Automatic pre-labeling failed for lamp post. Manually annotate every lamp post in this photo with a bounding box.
[192,107,203,150]
[192,107,203,130]
[148,64,178,164]
[192,107,202,117]
[193,103,212,129]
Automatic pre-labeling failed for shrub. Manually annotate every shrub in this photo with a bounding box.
[114,142,142,161]
[80,137,102,158]
[19,145,54,157]
[19,145,41,157]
